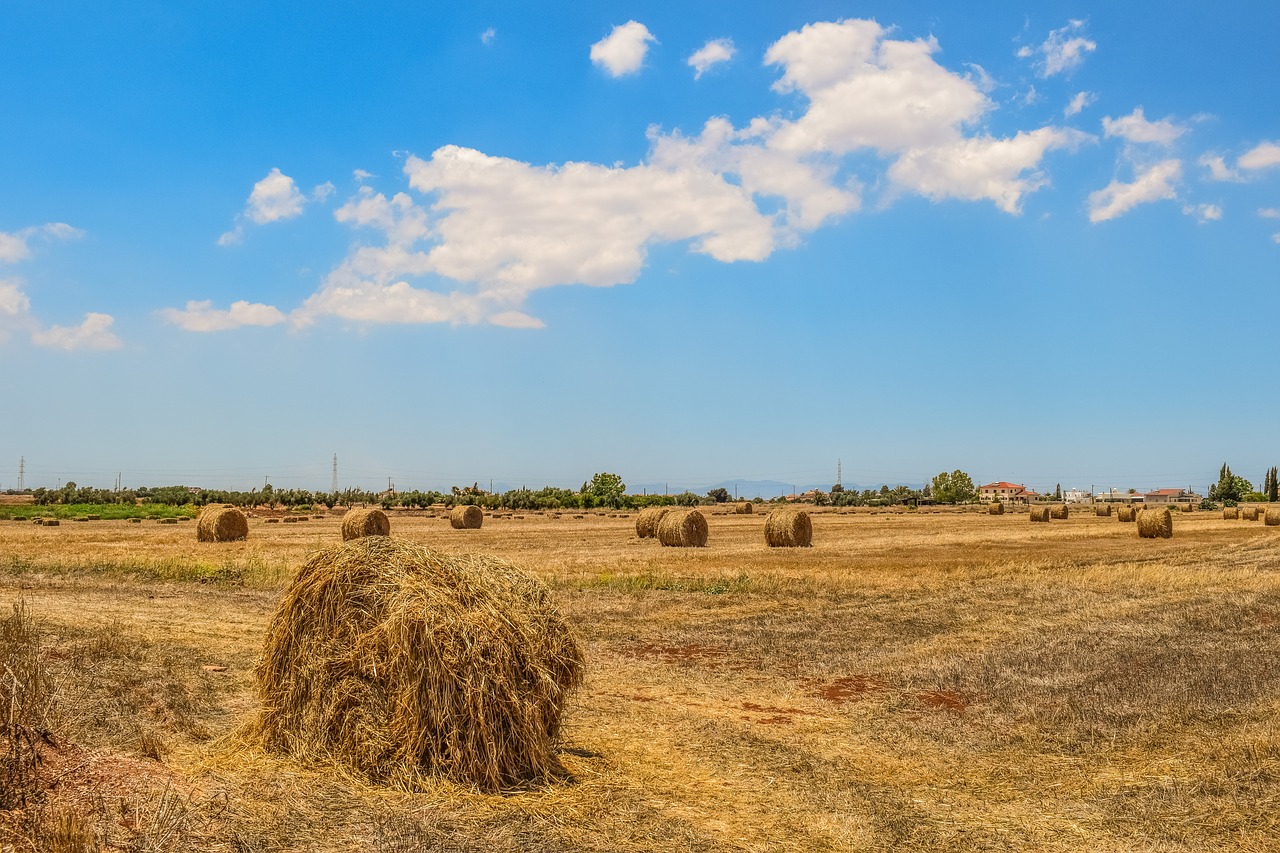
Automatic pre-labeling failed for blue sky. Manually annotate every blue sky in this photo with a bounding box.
[2,1,1278,496]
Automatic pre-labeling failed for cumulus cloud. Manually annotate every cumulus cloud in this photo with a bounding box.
[1064,91,1095,117]
[1021,20,1096,77]
[688,38,734,79]
[1239,141,1280,172]
[1200,153,1240,182]
[590,21,656,77]
[1088,159,1181,222]
[218,168,331,245]
[30,312,121,351]
[1102,108,1187,146]
[0,223,83,263]
[158,299,287,332]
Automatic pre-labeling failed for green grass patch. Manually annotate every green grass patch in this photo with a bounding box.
[0,554,292,588]
[571,571,755,595]
[0,503,198,521]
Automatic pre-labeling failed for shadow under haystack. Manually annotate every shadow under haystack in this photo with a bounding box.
[242,537,584,792]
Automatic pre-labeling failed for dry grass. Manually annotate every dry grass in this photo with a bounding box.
[0,508,1279,850]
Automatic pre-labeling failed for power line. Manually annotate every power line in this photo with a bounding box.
[331,454,339,494]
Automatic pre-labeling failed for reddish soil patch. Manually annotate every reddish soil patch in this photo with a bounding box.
[917,689,968,713]
[809,675,887,705]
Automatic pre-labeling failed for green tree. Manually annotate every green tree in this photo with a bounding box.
[1266,466,1279,503]
[706,487,731,503]
[583,472,626,509]
[930,470,976,504]
[1053,483,1062,501]
[1210,463,1252,504]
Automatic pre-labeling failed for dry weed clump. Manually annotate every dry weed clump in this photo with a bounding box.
[1138,507,1173,538]
[242,537,583,792]
[196,507,247,542]
[764,507,813,547]
[341,508,390,541]
[656,509,708,547]
[450,505,483,530]
[1050,504,1069,520]
[1029,506,1050,523]
[988,503,1004,515]
[634,506,671,539]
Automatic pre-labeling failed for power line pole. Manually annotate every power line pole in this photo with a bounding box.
[331,454,339,494]
[837,458,842,488]
[17,457,24,491]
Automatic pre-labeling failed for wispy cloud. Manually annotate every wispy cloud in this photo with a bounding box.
[30,312,122,351]
[480,27,496,46]
[688,38,734,79]
[1064,91,1095,117]
[158,299,287,332]
[0,222,83,263]
[1019,20,1096,78]
[590,21,656,77]
[1102,107,1187,146]
[1089,159,1181,222]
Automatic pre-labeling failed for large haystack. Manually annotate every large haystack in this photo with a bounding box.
[656,508,708,547]
[1138,507,1173,539]
[1050,504,1069,520]
[734,502,753,515]
[1030,506,1050,523]
[197,506,248,542]
[1223,507,1240,520]
[1243,506,1261,521]
[1117,506,1137,522]
[342,507,390,541]
[764,507,812,547]
[243,537,583,792]
[635,506,671,539]
[1267,507,1280,527]
[450,505,483,530]
[1095,504,1112,517]
[988,502,1004,515]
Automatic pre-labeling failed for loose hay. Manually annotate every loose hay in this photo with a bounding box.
[1050,504,1069,520]
[242,536,583,792]
[450,505,483,530]
[1223,507,1240,520]
[734,502,753,515]
[342,507,391,541]
[1030,506,1050,523]
[1267,507,1280,527]
[1138,507,1174,538]
[1117,506,1137,522]
[1095,504,1111,517]
[197,507,249,542]
[764,507,812,547]
[634,506,671,539]
[656,508,708,547]
[987,502,1004,515]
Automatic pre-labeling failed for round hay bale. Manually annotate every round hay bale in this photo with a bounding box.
[128,517,142,524]
[1095,504,1111,517]
[159,518,178,525]
[43,519,60,527]
[1117,506,1137,523]
[1267,507,1280,527]
[450,505,483,530]
[198,507,248,542]
[1243,505,1261,521]
[734,502,753,515]
[342,507,390,541]
[1181,504,1194,513]
[1029,506,1050,523]
[1223,507,1240,520]
[1050,504,1069,520]
[656,508,708,547]
[634,506,671,539]
[244,537,583,791]
[764,507,812,547]
[283,516,299,524]
[1138,507,1173,539]
[265,518,281,524]
[988,502,1004,516]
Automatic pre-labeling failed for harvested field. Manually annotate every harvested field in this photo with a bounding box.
[0,507,1278,851]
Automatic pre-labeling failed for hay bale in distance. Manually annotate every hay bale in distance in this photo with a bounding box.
[1050,504,1069,520]
[198,507,249,542]
[1117,506,1137,522]
[1223,507,1240,520]
[1138,507,1173,539]
[1181,504,1195,513]
[1095,504,1112,517]
[342,507,391,541]
[988,502,1005,515]
[1267,507,1280,527]
[450,505,483,530]
[1030,506,1050,523]
[656,508,708,547]
[635,506,671,539]
[43,519,59,527]
[159,518,178,525]
[1243,505,1261,521]
[734,502,753,515]
[245,537,583,792]
[764,507,812,547]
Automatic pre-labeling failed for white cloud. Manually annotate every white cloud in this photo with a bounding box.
[1182,203,1222,223]
[1065,91,1095,117]
[688,38,734,79]
[353,169,375,183]
[590,21,655,77]
[1102,107,1187,146]
[1200,153,1240,182]
[158,299,287,332]
[0,280,34,343]
[1258,207,1280,219]
[1023,20,1096,77]
[0,223,83,263]
[219,168,331,245]
[30,312,121,351]
[1239,141,1280,172]
[481,27,496,46]
[1088,159,1181,222]
[1273,233,1280,244]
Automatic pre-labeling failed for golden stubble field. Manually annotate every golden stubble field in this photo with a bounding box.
[0,505,1278,852]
